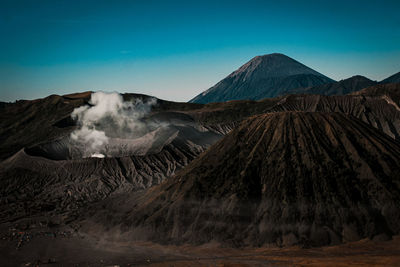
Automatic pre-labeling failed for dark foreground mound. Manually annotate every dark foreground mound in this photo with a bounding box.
[96,112,400,247]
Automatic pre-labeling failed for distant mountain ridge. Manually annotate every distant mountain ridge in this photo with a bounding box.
[289,75,377,96]
[381,72,400,84]
[190,53,334,103]
[291,72,400,96]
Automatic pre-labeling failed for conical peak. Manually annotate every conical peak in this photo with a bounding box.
[231,53,326,81]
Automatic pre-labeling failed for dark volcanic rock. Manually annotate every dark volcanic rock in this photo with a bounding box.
[289,75,377,96]
[105,112,400,247]
[190,53,334,103]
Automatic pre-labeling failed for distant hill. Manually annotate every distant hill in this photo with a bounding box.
[381,72,400,84]
[289,75,377,95]
[190,53,334,103]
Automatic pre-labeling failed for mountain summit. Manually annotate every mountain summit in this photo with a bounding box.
[190,53,334,103]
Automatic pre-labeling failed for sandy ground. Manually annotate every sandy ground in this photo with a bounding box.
[1,225,400,267]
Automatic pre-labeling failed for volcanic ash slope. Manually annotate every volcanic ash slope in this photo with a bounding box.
[97,112,400,247]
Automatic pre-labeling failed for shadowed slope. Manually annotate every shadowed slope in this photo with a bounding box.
[100,112,400,247]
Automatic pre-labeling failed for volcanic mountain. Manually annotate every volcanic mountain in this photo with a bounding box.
[289,75,377,95]
[190,53,334,103]
[94,112,400,247]
[2,85,400,225]
[381,72,400,84]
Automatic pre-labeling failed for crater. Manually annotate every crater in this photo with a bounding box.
[24,124,221,160]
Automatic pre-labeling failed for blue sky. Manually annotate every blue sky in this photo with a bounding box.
[1,0,399,102]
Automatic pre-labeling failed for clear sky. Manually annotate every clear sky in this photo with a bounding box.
[1,0,399,102]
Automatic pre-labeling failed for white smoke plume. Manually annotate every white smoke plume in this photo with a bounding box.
[70,91,157,158]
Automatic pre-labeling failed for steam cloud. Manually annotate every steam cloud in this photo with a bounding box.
[70,92,157,158]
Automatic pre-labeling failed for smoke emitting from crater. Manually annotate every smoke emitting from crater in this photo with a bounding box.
[70,91,157,157]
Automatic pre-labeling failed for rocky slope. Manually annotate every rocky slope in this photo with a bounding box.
[94,112,400,247]
[190,53,334,103]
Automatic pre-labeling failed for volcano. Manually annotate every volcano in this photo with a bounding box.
[98,112,400,247]
[2,87,400,226]
[190,53,334,103]
[1,87,400,255]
